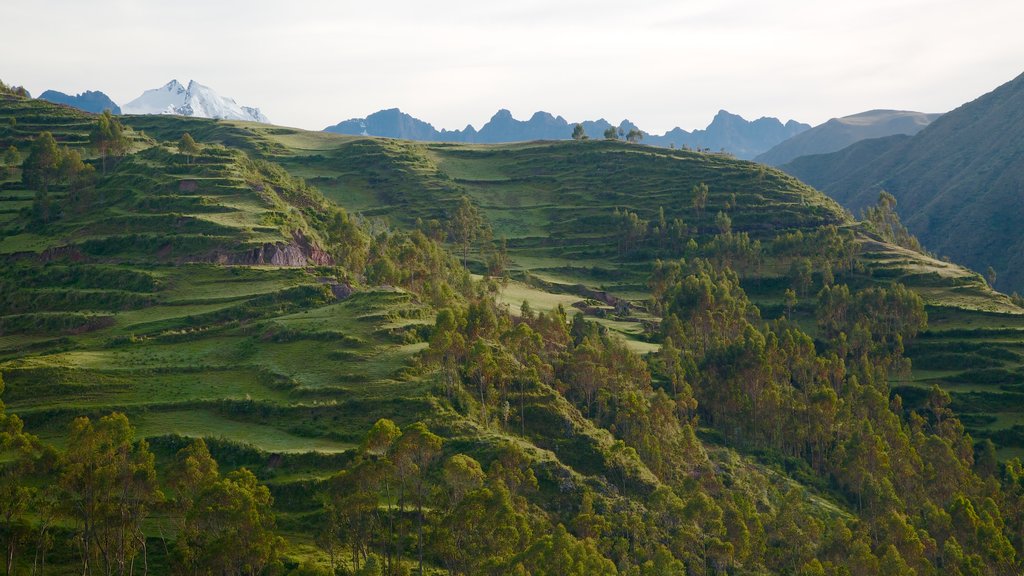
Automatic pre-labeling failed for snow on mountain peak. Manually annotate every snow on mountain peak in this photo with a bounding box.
[121,79,269,123]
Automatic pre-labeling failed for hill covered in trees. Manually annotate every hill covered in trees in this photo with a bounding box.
[3,87,1024,575]
[781,70,1024,293]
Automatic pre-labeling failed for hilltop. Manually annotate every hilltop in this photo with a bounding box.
[781,70,1024,292]
[756,109,941,166]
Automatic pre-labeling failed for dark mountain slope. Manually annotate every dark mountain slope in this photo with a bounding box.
[782,70,1024,291]
[757,109,940,166]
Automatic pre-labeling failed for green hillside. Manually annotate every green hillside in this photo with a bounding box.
[3,91,1024,575]
[169,116,1024,459]
[781,70,1024,293]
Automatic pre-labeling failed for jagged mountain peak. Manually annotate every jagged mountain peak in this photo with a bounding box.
[325,107,808,158]
[38,89,121,115]
[121,79,268,123]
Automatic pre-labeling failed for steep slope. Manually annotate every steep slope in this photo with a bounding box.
[757,109,941,166]
[325,107,808,158]
[122,79,270,123]
[782,70,1024,292]
[38,89,121,114]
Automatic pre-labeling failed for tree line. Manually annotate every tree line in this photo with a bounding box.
[0,377,279,576]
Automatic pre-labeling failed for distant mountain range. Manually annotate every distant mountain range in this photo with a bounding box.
[35,80,270,123]
[781,70,1024,291]
[121,80,270,123]
[755,109,942,166]
[324,108,809,159]
[38,90,120,114]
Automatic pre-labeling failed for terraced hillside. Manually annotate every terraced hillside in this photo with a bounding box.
[141,118,1024,458]
[4,94,1024,573]
[0,96,445,563]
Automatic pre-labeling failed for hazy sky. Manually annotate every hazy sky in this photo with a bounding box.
[4,0,1024,133]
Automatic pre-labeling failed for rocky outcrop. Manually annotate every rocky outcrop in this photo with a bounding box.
[215,230,334,267]
[224,243,308,266]
[290,230,333,266]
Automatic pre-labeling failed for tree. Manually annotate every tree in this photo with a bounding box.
[715,211,732,235]
[626,128,643,143]
[60,147,96,209]
[193,469,281,576]
[571,123,586,141]
[449,195,485,267]
[864,191,923,252]
[790,258,814,297]
[22,132,61,192]
[2,145,17,177]
[692,182,709,221]
[986,266,997,288]
[178,132,200,164]
[603,126,618,140]
[170,447,281,576]
[784,288,798,319]
[392,423,442,575]
[1,373,53,576]
[59,413,161,576]
[89,110,129,174]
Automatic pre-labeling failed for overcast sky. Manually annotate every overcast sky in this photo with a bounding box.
[4,0,1024,133]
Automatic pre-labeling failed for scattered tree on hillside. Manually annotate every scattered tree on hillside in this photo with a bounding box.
[59,413,161,576]
[2,145,18,177]
[691,182,709,221]
[986,266,997,288]
[863,191,923,252]
[22,132,61,192]
[1,373,55,576]
[89,110,129,174]
[715,211,732,235]
[789,258,814,297]
[449,195,486,266]
[626,128,644,143]
[571,124,587,141]
[604,126,618,140]
[178,132,200,164]
[784,288,798,319]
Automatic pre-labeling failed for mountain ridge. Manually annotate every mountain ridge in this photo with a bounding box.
[324,107,809,159]
[756,109,941,166]
[38,89,121,114]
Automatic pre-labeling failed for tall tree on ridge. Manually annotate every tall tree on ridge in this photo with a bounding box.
[89,110,129,175]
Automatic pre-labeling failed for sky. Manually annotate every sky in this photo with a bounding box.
[3,0,1024,134]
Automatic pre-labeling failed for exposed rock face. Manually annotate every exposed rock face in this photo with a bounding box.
[227,243,308,266]
[290,230,333,266]
[216,230,334,267]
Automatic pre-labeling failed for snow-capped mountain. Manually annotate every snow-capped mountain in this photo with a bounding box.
[121,80,269,123]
